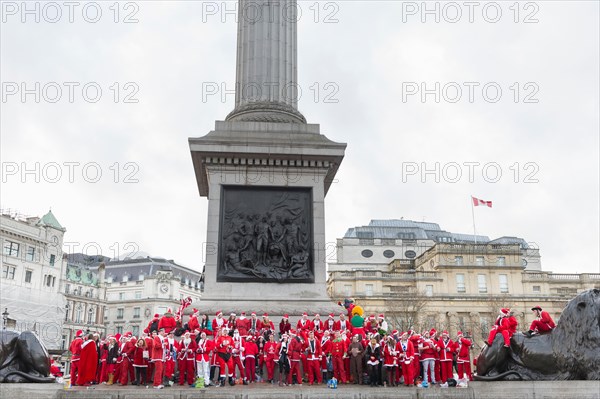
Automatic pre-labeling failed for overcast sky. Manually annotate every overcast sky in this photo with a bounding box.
[2,1,598,275]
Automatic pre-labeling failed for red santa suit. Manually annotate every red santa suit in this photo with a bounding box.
[287,335,303,385]
[304,335,323,384]
[248,315,260,336]
[437,334,456,383]
[330,337,347,383]
[279,318,291,336]
[178,335,197,385]
[151,334,166,387]
[215,333,235,382]
[231,333,247,382]
[212,314,227,334]
[488,313,511,346]
[117,337,135,385]
[76,338,98,386]
[312,317,325,339]
[258,317,275,336]
[164,336,176,381]
[237,314,250,337]
[382,340,398,386]
[187,313,200,333]
[409,333,421,382]
[263,339,278,381]
[529,309,555,333]
[333,316,351,333]
[297,316,313,334]
[195,335,213,385]
[243,338,259,383]
[324,316,336,333]
[320,334,332,375]
[396,337,415,386]
[455,333,472,381]
[158,312,177,334]
[69,334,83,384]
[132,343,149,385]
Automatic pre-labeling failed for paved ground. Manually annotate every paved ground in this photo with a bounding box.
[1,380,599,398]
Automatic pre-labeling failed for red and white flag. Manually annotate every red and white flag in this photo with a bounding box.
[472,196,492,208]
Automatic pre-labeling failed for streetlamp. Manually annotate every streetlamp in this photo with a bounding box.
[2,308,9,330]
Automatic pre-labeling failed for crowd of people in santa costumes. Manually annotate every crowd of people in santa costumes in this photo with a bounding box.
[66,302,556,389]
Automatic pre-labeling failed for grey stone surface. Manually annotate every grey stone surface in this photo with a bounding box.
[3,381,600,399]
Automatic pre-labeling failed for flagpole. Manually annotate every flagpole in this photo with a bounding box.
[471,195,477,244]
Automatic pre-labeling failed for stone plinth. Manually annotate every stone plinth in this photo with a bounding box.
[189,121,346,314]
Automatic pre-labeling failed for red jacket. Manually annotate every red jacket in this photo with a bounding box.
[212,317,227,334]
[133,345,149,367]
[195,337,214,362]
[323,318,336,332]
[333,319,351,332]
[244,340,259,358]
[151,335,166,361]
[455,337,472,361]
[237,318,250,337]
[437,338,456,361]
[187,315,200,333]
[297,318,313,332]
[158,315,177,334]
[69,337,83,361]
[395,340,415,364]
[538,311,556,329]
[382,342,398,366]
[264,341,278,360]
[178,338,197,361]
[215,335,234,355]
[418,338,437,360]
[288,337,304,361]
[279,321,291,336]
[304,338,322,360]
[330,339,347,358]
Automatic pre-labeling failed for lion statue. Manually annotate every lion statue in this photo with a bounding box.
[0,330,55,382]
[475,288,600,380]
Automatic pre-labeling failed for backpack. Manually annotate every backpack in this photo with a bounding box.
[447,378,457,387]
[149,320,159,333]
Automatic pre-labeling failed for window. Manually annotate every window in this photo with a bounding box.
[133,307,141,318]
[455,256,463,266]
[361,249,373,258]
[24,270,32,283]
[499,274,509,293]
[2,265,16,280]
[456,273,466,293]
[497,256,506,266]
[75,305,82,323]
[87,308,95,324]
[49,254,55,267]
[117,308,124,319]
[365,284,374,296]
[425,285,433,296]
[119,292,124,300]
[343,284,352,297]
[45,275,56,287]
[383,250,395,258]
[381,239,396,246]
[476,256,484,266]
[3,241,20,257]
[135,291,142,299]
[26,247,35,262]
[478,274,487,293]
[65,283,70,293]
[132,325,140,336]
[116,326,123,334]
[533,285,541,293]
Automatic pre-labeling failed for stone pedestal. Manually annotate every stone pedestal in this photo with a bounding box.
[189,121,345,314]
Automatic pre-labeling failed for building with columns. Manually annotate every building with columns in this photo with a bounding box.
[327,220,600,349]
[0,209,67,350]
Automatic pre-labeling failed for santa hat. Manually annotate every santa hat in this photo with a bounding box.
[251,312,256,316]
[289,329,297,335]
[302,312,308,316]
[378,314,384,319]
[457,331,463,336]
[230,312,236,316]
[442,331,449,336]
[531,305,542,311]
[501,308,510,315]
[392,330,398,335]
[184,331,191,336]
[125,331,132,338]
[216,311,223,316]
[429,329,437,337]
[314,313,320,317]
[194,329,200,334]
[115,333,122,341]
[154,313,159,319]
[166,308,172,314]
[283,314,289,319]
[192,308,198,314]
[240,312,246,316]
[369,314,375,320]
[143,328,149,334]
[262,313,269,317]
[75,330,83,337]
[340,312,345,317]
[328,313,334,318]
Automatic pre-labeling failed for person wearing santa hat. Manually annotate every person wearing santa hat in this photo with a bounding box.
[215,327,236,386]
[279,314,291,337]
[151,328,167,389]
[132,335,149,386]
[287,330,303,385]
[147,313,160,334]
[77,333,98,386]
[164,331,177,385]
[396,332,415,386]
[117,332,135,385]
[276,333,291,386]
[263,333,278,383]
[195,331,213,387]
[297,312,313,334]
[248,312,259,336]
[437,331,455,385]
[377,314,389,335]
[69,330,84,385]
[243,335,259,383]
[365,336,381,387]
[237,312,250,338]
[231,329,249,385]
[178,331,197,386]
[347,334,364,385]
[158,308,177,334]
[187,308,200,334]
[304,330,323,385]
[487,308,511,347]
[212,311,226,333]
[454,331,472,382]
[330,331,348,384]
[227,313,238,333]
[258,313,274,336]
[312,314,324,340]
[324,313,335,333]
[408,330,421,384]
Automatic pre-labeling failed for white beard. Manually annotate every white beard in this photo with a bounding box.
[184,338,191,345]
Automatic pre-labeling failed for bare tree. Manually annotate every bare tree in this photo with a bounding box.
[385,290,429,333]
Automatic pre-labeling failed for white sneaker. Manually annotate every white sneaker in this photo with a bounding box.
[154,385,164,389]
[440,382,449,388]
